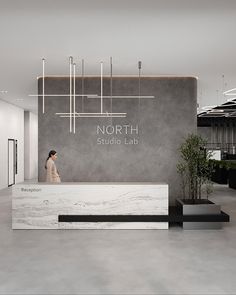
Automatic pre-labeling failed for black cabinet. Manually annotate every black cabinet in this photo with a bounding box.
[229,169,236,190]
[211,166,229,184]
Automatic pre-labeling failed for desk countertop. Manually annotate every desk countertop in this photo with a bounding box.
[16,182,168,186]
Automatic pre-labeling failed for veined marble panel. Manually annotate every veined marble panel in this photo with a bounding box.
[12,182,168,229]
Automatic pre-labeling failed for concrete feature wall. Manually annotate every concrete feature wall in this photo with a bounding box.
[38,77,197,202]
[0,100,24,189]
[24,111,38,180]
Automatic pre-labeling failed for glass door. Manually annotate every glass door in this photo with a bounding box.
[8,139,15,186]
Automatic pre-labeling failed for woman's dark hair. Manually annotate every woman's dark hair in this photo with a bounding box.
[45,150,57,169]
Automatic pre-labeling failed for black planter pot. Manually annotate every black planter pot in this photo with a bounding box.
[176,198,221,229]
[229,169,236,189]
[211,166,228,184]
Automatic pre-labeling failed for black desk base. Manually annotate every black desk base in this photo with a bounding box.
[58,206,230,223]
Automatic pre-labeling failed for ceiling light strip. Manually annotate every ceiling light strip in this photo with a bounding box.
[223,88,236,95]
[200,115,225,118]
[202,105,217,110]
[209,109,225,112]
[227,98,236,102]
[215,108,236,111]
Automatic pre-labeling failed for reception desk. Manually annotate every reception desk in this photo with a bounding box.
[12,182,169,229]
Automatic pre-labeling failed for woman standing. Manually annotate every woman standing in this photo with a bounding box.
[45,150,61,183]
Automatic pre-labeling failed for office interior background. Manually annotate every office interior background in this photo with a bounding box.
[0,0,236,294]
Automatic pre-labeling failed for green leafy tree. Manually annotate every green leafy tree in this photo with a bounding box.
[177,134,214,201]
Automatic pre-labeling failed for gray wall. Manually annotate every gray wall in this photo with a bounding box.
[24,111,38,180]
[38,76,197,203]
[0,99,24,189]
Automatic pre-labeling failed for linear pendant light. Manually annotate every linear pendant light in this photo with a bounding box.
[30,94,97,97]
[55,59,129,120]
[110,56,113,125]
[138,61,142,120]
[88,95,154,99]
[82,59,84,113]
[59,115,126,118]
[138,61,141,102]
[69,56,73,133]
[56,112,126,118]
[30,57,158,133]
[73,63,76,134]
[101,61,103,113]
[42,58,45,113]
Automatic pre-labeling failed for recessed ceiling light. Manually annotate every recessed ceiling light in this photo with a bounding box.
[16,98,24,101]
[0,90,8,93]
[208,109,224,113]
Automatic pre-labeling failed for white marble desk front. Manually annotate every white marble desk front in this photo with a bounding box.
[12,182,169,229]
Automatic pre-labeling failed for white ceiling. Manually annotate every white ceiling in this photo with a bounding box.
[0,0,236,113]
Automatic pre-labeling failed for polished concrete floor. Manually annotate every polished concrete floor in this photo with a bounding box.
[0,184,236,295]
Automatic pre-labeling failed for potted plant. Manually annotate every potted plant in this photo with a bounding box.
[176,133,221,229]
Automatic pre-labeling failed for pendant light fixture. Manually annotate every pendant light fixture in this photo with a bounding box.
[138,61,142,100]
[73,62,76,134]
[81,59,85,113]
[110,56,113,125]
[30,56,156,133]
[100,61,103,114]
[56,60,127,119]
[69,56,73,133]
[42,58,45,114]
[29,58,98,116]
